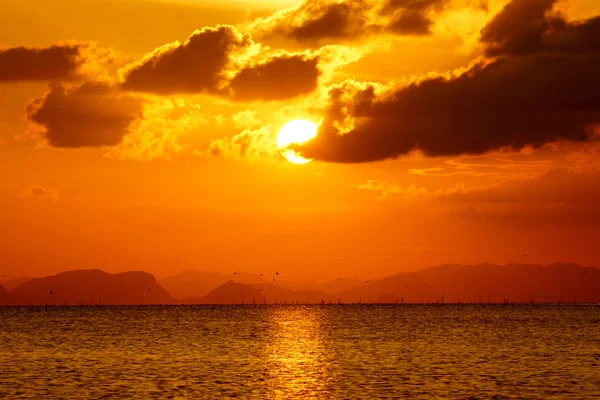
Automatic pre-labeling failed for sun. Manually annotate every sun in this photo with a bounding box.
[276,120,317,164]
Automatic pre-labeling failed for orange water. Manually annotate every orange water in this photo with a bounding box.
[1,305,599,398]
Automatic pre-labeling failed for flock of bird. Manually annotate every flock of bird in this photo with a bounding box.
[234,270,280,282]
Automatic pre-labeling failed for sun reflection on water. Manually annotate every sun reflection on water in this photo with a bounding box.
[260,306,341,398]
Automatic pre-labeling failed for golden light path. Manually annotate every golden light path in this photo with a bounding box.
[276,120,318,164]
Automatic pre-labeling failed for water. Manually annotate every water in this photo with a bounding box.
[1,305,599,399]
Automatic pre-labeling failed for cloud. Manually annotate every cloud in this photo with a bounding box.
[119,26,326,101]
[354,168,600,221]
[249,0,486,44]
[207,126,280,159]
[292,0,600,163]
[18,185,59,201]
[25,82,144,147]
[0,42,113,82]
[14,28,360,156]
[232,110,262,128]
[25,82,214,159]
[106,98,210,161]
[437,168,600,221]
[18,26,327,153]
[408,153,552,179]
[229,54,321,101]
[354,180,428,199]
[480,0,600,56]
[120,26,256,95]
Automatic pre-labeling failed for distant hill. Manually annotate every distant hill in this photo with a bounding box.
[162,269,366,299]
[271,278,365,294]
[3,263,598,306]
[190,281,264,304]
[11,269,177,305]
[0,276,33,291]
[337,263,600,304]
[187,281,333,305]
[0,285,17,306]
[160,270,267,299]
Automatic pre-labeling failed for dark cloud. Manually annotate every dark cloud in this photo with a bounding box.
[481,0,600,56]
[229,54,321,101]
[25,82,144,147]
[283,0,372,41]
[0,43,103,82]
[382,0,451,35]
[120,26,322,101]
[252,0,485,43]
[293,0,600,163]
[120,25,253,95]
[296,54,600,162]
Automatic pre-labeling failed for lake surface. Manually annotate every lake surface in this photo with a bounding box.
[1,305,599,399]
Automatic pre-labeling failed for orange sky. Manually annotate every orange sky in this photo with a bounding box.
[1,0,600,281]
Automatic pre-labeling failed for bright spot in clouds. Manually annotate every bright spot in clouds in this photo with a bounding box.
[277,119,317,164]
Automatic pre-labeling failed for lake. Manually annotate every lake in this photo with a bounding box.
[1,305,599,398]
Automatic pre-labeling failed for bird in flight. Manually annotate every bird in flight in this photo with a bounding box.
[275,271,279,276]
[260,274,263,276]
[148,288,151,291]
[234,272,237,275]
[50,290,54,295]
[522,254,528,258]
[273,278,276,282]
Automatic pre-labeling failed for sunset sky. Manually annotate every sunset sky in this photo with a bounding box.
[1,0,599,281]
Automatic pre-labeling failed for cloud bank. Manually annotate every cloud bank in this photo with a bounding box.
[25,82,143,147]
[0,42,112,82]
[294,0,600,162]
[250,0,488,44]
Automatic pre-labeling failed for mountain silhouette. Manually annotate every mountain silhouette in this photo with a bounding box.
[11,269,177,305]
[0,276,33,291]
[162,269,367,299]
[2,263,598,306]
[265,277,365,294]
[189,281,264,304]
[160,270,266,299]
[187,281,332,304]
[337,263,600,303]
[0,285,17,306]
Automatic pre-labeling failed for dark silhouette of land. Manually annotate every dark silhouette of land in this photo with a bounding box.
[161,269,364,299]
[1,263,599,306]
[0,276,33,291]
[160,270,265,299]
[334,263,600,304]
[6,269,176,306]
[0,285,17,306]
[183,281,330,305]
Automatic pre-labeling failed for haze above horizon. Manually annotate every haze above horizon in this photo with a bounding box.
[1,0,599,281]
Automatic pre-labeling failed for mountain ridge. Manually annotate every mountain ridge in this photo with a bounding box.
[1,263,598,306]
[8,269,177,306]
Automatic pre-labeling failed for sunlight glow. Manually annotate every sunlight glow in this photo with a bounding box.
[277,120,318,164]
